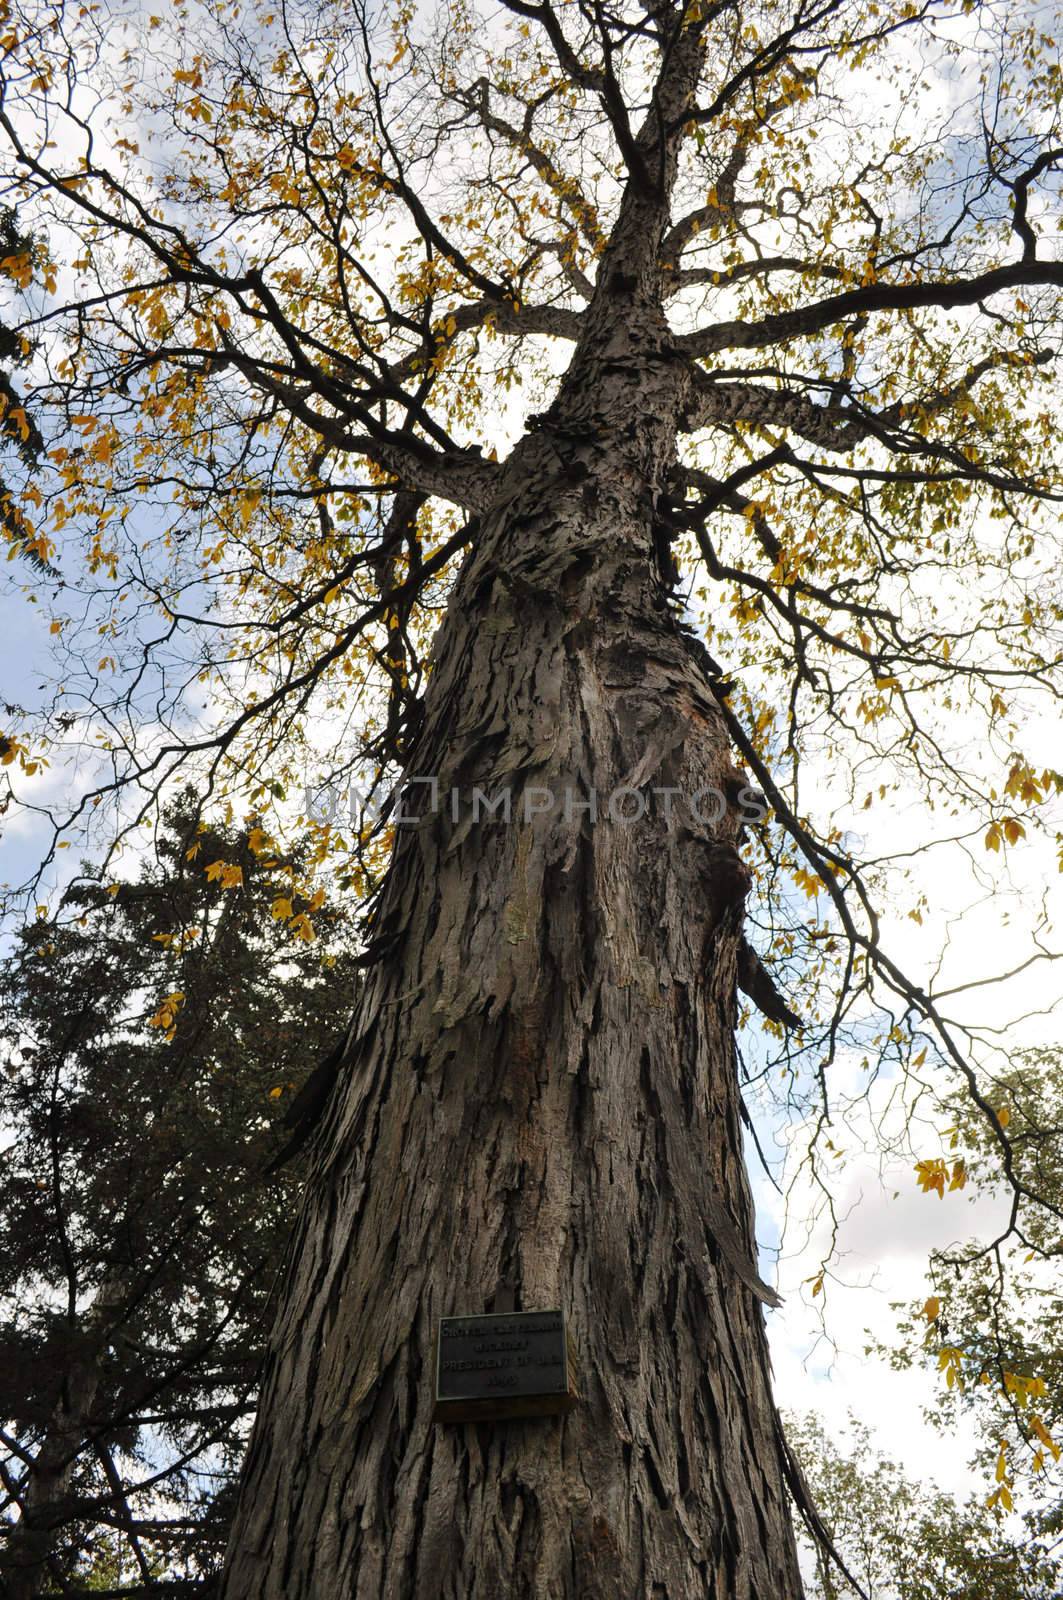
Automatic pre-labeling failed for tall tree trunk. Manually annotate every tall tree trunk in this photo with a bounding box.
[219,288,804,1596]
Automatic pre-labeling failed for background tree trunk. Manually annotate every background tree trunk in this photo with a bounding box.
[3,1273,129,1600]
[219,310,804,1597]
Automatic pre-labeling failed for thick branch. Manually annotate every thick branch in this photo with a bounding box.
[497,0,649,186]
[660,136,752,265]
[388,297,583,386]
[665,256,847,297]
[678,260,1063,356]
[679,347,1057,472]
[219,356,501,510]
[681,377,863,452]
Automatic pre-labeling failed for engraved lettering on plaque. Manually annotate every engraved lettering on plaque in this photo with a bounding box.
[433,1308,578,1423]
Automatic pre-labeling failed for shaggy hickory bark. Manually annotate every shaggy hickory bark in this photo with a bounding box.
[220,307,802,1600]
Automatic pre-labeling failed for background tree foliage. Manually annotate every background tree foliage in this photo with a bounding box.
[876,1049,1063,1515]
[788,1411,1063,1599]
[0,796,359,1597]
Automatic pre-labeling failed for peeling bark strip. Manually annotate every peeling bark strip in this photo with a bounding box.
[219,325,803,1597]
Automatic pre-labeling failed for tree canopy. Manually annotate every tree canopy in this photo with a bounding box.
[0,0,1061,1577]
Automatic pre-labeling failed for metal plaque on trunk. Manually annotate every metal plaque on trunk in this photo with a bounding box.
[433,1308,578,1423]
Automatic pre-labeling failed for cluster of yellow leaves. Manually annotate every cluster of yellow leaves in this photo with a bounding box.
[985,763,1063,851]
[0,250,33,288]
[147,990,185,1043]
[0,242,55,294]
[1004,760,1054,806]
[0,732,28,767]
[1001,1370,1048,1408]
[731,595,762,627]
[16,527,56,564]
[271,884,325,944]
[0,733,46,776]
[195,819,331,944]
[914,1156,966,1198]
[1029,1413,1062,1475]
[151,927,200,950]
[924,1297,1060,1499]
[792,867,823,899]
[204,859,244,890]
[986,1377,1060,1508]
[0,400,31,444]
[0,406,57,569]
[984,819,1025,851]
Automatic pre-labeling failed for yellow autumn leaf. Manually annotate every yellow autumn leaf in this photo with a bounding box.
[1031,1416,1061,1462]
[6,406,30,441]
[995,1441,1008,1482]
